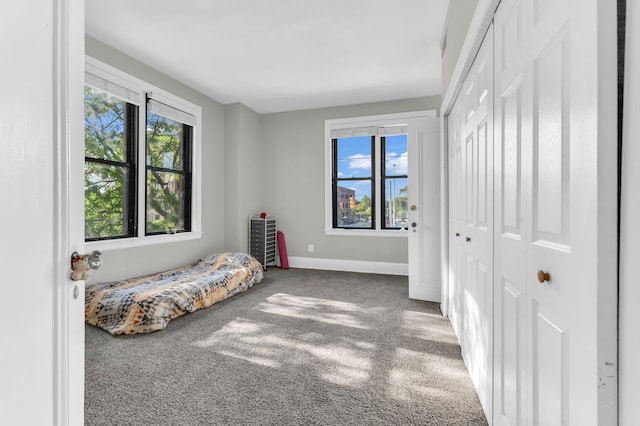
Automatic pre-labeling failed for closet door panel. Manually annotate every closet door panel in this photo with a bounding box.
[448,104,465,341]
[532,33,570,247]
[449,25,495,423]
[501,280,523,426]
[501,84,523,236]
[493,0,617,424]
[527,5,574,424]
[532,303,569,426]
[494,1,527,425]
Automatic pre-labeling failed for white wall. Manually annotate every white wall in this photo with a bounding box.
[224,103,263,252]
[441,0,479,96]
[260,97,440,266]
[85,36,227,282]
[620,1,640,423]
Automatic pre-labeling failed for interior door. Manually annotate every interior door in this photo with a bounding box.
[462,26,494,421]
[493,1,528,423]
[407,117,441,301]
[448,101,465,341]
[493,0,617,425]
[446,25,494,422]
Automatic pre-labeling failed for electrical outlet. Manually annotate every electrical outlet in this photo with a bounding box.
[308,244,314,253]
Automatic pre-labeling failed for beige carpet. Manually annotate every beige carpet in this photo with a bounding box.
[85,268,488,425]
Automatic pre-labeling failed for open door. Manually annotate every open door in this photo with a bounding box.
[407,118,441,302]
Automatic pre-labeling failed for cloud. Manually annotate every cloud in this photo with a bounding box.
[348,154,372,170]
[385,151,408,175]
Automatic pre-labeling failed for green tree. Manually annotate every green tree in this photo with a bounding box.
[145,113,185,233]
[84,87,188,238]
[84,87,128,239]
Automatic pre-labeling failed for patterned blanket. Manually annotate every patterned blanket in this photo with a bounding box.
[85,252,264,335]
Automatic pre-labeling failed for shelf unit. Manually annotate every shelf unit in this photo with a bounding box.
[249,215,277,270]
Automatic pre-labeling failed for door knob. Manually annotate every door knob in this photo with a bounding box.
[70,250,102,281]
[455,232,460,237]
[465,236,471,242]
[410,205,417,211]
[411,222,417,228]
[537,270,551,283]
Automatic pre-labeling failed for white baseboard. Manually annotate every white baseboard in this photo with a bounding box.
[287,256,408,276]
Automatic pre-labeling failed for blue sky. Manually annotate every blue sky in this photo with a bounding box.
[336,134,407,202]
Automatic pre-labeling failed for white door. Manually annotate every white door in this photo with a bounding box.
[493,0,617,425]
[446,25,494,422]
[407,118,441,301]
[447,100,465,340]
[0,1,85,425]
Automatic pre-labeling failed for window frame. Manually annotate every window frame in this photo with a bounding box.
[83,94,138,241]
[84,56,202,251]
[324,111,435,237]
[331,135,376,229]
[380,135,409,230]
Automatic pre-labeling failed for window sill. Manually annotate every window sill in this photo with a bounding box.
[324,228,409,238]
[85,231,203,252]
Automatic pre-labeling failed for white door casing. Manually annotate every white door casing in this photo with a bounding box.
[408,118,441,302]
[55,0,86,424]
[446,25,494,423]
[492,0,617,425]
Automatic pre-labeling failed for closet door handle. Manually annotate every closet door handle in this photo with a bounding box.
[537,270,551,283]
[455,232,460,237]
[465,236,471,242]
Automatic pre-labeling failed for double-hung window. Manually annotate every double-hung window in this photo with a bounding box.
[84,57,201,249]
[326,112,433,236]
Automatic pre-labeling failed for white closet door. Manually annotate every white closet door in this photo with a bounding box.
[448,26,494,424]
[493,1,528,424]
[448,100,465,343]
[493,0,617,425]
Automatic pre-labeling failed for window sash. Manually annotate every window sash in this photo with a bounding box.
[145,116,193,236]
[84,99,138,241]
[332,136,376,229]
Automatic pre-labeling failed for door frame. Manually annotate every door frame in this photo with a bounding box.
[53,0,85,424]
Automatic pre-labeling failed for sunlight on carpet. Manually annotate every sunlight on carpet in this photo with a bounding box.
[193,316,374,387]
[257,293,379,330]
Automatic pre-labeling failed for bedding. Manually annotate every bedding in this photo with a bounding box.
[85,252,263,335]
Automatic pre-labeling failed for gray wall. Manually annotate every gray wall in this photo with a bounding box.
[441,0,479,96]
[85,36,441,277]
[224,103,263,252]
[260,97,440,264]
[86,36,227,281]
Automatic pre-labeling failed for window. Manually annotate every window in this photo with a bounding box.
[381,135,408,229]
[325,111,435,236]
[145,100,192,235]
[84,87,138,239]
[84,57,201,249]
[332,135,374,228]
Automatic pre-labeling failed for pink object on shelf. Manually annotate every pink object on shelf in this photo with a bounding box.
[277,231,289,269]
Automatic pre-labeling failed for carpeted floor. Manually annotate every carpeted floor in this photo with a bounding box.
[85,268,488,425]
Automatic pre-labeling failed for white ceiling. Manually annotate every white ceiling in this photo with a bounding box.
[85,0,449,114]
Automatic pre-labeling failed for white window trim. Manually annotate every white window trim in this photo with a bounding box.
[325,110,436,237]
[84,56,202,251]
